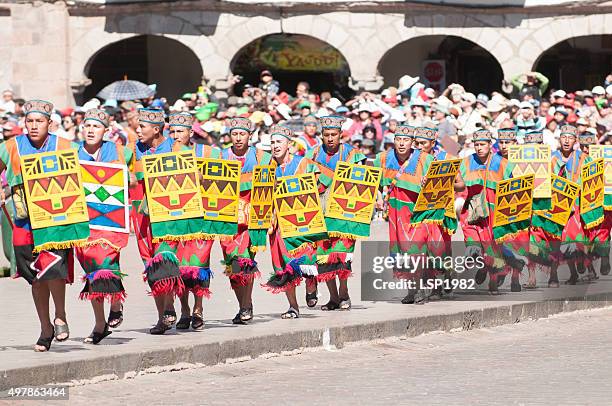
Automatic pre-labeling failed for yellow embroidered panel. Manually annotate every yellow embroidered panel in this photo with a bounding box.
[414,158,461,212]
[508,144,551,199]
[325,162,382,224]
[21,150,88,229]
[197,158,241,223]
[143,150,203,223]
[274,173,326,238]
[588,146,612,199]
[248,165,275,229]
[493,174,534,227]
[535,175,580,226]
[580,158,604,214]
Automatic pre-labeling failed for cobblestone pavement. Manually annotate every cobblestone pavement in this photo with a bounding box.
[36,307,611,406]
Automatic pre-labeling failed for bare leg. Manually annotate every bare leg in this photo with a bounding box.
[242,279,254,309]
[48,279,68,340]
[233,283,245,308]
[326,278,340,303]
[32,281,53,351]
[91,299,106,332]
[338,278,349,300]
[178,292,190,316]
[306,278,317,295]
[110,300,122,313]
[193,295,203,315]
[566,260,579,285]
[285,286,299,310]
[154,295,166,318]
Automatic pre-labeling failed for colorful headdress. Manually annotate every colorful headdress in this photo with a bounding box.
[270,125,294,140]
[579,132,597,145]
[24,99,53,117]
[394,124,415,138]
[228,117,255,133]
[320,115,346,130]
[303,115,319,127]
[414,127,438,141]
[472,129,493,142]
[168,112,193,128]
[524,131,543,144]
[560,124,578,137]
[84,108,110,127]
[496,128,517,141]
[138,108,165,125]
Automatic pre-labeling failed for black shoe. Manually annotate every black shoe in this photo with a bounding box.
[108,305,124,328]
[91,324,112,345]
[239,307,253,322]
[232,311,246,325]
[474,268,487,285]
[150,317,173,335]
[511,280,521,292]
[176,315,191,330]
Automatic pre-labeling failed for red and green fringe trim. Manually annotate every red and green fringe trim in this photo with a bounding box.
[325,217,371,239]
[150,276,185,297]
[248,229,267,253]
[151,218,207,243]
[202,220,238,239]
[493,220,530,243]
[32,222,90,253]
[79,291,127,303]
[262,274,302,294]
[316,269,352,282]
[581,207,604,230]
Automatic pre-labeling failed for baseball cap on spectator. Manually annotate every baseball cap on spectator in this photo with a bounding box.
[351,133,364,143]
[383,133,395,144]
[576,117,588,126]
[476,93,489,106]
[336,106,349,114]
[170,99,187,112]
[449,105,462,117]
[202,121,215,133]
[519,101,534,110]
[583,90,593,99]
[327,98,342,112]
[460,93,476,104]
[276,103,292,120]
[424,88,436,99]
[298,101,311,110]
[552,90,567,98]
[508,99,521,108]
[260,70,272,78]
[555,107,569,116]
[362,139,375,147]
[50,113,62,125]
[606,85,612,97]
[358,103,372,113]
[60,108,74,117]
[592,86,606,96]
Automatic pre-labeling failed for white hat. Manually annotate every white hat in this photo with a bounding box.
[397,75,420,93]
[576,117,589,126]
[202,121,214,133]
[83,98,101,111]
[257,132,271,151]
[276,103,292,120]
[491,94,507,105]
[50,113,62,125]
[519,101,534,110]
[327,98,342,111]
[552,90,567,98]
[509,99,521,107]
[170,99,186,112]
[263,113,274,127]
[358,102,373,113]
[424,88,436,99]
[607,85,612,97]
[486,100,503,113]
[592,85,606,95]
[461,92,476,104]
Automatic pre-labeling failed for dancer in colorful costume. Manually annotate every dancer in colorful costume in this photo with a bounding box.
[220,117,272,324]
[263,125,323,318]
[374,124,434,304]
[0,100,82,351]
[307,115,366,310]
[76,108,133,343]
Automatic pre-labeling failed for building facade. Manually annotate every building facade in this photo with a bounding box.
[2,0,611,105]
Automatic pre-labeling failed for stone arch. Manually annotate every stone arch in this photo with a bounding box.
[532,34,612,90]
[80,34,203,102]
[229,33,352,97]
[377,35,504,95]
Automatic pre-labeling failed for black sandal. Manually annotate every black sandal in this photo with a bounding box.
[91,324,112,345]
[306,290,318,308]
[232,311,246,325]
[34,336,53,352]
[54,318,69,342]
[321,301,340,311]
[176,315,191,330]
[191,313,204,330]
[281,307,299,319]
[108,305,124,328]
[239,307,253,322]
[150,316,173,335]
[163,310,177,325]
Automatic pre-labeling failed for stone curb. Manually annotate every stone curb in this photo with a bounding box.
[1,292,610,391]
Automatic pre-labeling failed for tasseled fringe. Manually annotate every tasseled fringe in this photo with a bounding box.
[287,241,318,257]
[261,276,302,294]
[410,219,445,227]
[82,269,125,282]
[144,251,179,272]
[152,233,210,243]
[316,252,353,265]
[584,215,605,230]
[149,276,185,297]
[393,270,418,280]
[82,238,121,252]
[237,257,257,268]
[315,269,351,282]
[530,226,562,242]
[191,285,212,299]
[33,238,88,253]
[229,270,261,287]
[327,231,362,240]
[79,290,126,303]
[249,245,267,253]
[495,229,529,244]
[180,266,213,282]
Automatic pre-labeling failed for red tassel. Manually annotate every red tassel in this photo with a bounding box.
[337,269,352,280]
[261,277,302,294]
[149,276,185,297]
[79,291,127,303]
[191,286,212,299]
[316,272,337,283]
[229,270,261,287]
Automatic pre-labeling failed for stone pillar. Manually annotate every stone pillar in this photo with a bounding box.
[10,2,72,106]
